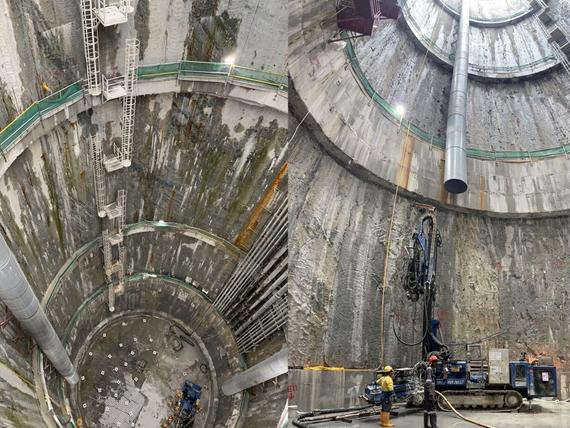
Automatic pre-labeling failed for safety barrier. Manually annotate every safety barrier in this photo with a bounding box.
[139,61,288,90]
[0,62,287,154]
[0,82,84,152]
[343,34,570,160]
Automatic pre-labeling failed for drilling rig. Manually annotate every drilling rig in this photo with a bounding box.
[364,205,558,410]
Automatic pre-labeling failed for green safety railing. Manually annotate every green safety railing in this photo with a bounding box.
[138,61,288,90]
[0,61,287,153]
[0,82,84,152]
[343,34,570,160]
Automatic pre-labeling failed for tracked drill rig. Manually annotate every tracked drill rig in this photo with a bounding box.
[364,206,558,411]
[400,208,449,361]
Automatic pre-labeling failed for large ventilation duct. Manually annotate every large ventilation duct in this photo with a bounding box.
[222,347,288,395]
[0,234,79,384]
[444,0,470,194]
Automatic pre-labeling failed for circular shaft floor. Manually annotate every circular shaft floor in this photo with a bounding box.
[73,314,213,427]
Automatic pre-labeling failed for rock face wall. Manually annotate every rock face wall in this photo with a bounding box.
[0,0,287,128]
[0,93,286,302]
[0,337,44,427]
[289,130,570,398]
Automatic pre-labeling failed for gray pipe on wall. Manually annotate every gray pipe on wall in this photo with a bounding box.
[0,234,79,384]
[444,0,470,194]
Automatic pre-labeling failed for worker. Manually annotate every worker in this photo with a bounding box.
[377,365,395,427]
[424,355,438,428]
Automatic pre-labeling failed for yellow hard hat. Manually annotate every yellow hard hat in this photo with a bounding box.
[383,365,393,373]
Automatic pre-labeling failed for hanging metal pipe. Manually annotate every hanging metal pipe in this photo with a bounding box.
[444,0,470,194]
[0,234,79,384]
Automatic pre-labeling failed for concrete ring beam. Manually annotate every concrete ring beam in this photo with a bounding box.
[399,0,559,79]
[434,0,538,27]
[0,74,287,179]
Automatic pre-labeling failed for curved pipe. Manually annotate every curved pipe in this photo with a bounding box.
[444,0,470,194]
[0,234,79,384]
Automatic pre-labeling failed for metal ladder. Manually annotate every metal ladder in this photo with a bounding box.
[534,11,570,76]
[121,39,140,167]
[80,0,101,96]
[101,190,126,311]
[90,134,107,217]
[83,3,136,314]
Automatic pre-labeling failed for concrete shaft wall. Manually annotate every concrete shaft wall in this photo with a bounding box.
[289,128,570,398]
[0,93,286,304]
[0,1,287,423]
[289,0,570,214]
[0,337,44,427]
[0,0,286,128]
[354,20,570,152]
[0,91,286,425]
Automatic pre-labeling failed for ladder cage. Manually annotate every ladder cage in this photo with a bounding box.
[80,0,102,95]
[90,134,107,217]
[121,39,140,167]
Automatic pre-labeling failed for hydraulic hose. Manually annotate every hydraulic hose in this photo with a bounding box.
[436,391,495,428]
[391,304,429,346]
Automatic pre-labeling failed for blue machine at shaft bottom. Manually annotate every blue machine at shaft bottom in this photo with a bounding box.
[178,381,202,426]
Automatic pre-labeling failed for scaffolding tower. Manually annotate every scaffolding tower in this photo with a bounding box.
[121,39,140,167]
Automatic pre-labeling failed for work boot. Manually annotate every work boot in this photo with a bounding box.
[429,413,438,428]
[380,412,394,427]
[424,412,430,428]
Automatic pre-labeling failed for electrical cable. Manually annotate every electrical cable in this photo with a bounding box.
[435,391,496,428]
[379,119,417,365]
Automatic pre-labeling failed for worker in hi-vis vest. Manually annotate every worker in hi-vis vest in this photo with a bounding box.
[377,365,395,427]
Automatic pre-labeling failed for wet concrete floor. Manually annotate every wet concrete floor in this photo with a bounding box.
[289,401,570,427]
